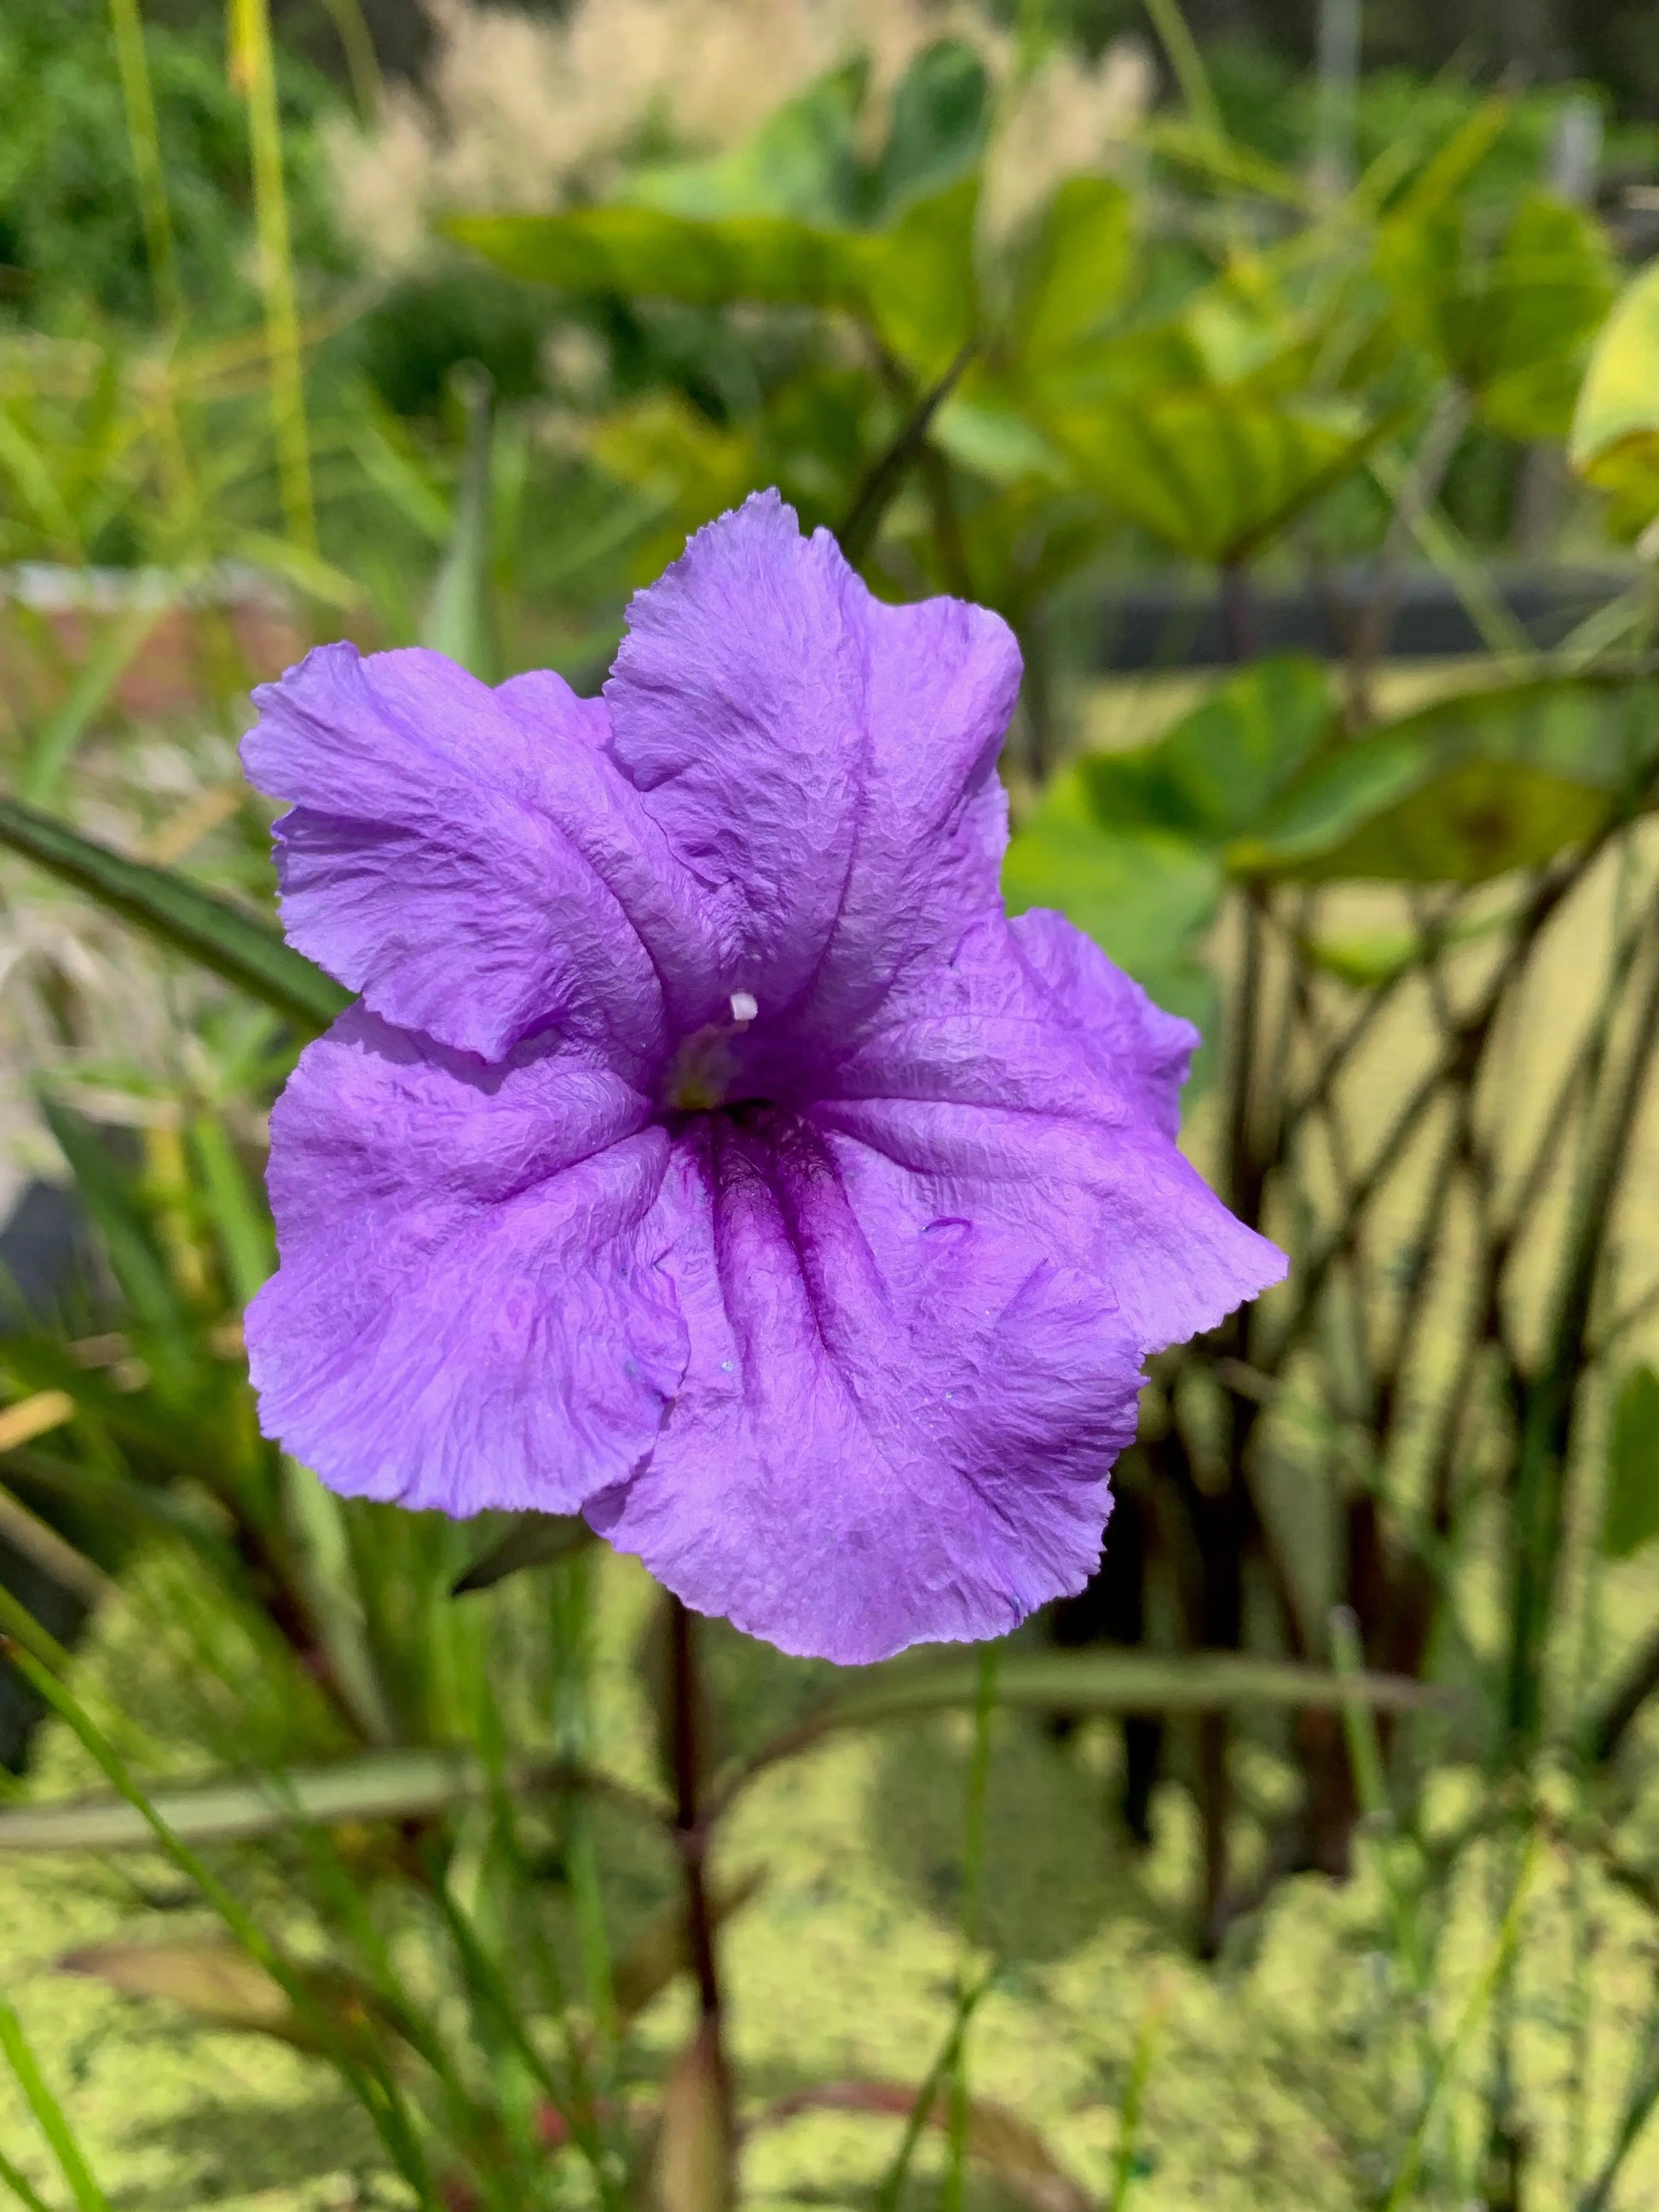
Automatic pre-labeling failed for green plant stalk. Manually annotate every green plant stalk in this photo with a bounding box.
[318,0,383,122]
[1506,905,1659,1758]
[873,1972,995,2212]
[0,1614,443,2205]
[0,2137,59,2212]
[0,1992,111,2212]
[229,0,315,550]
[1140,0,1221,139]
[943,1642,1000,2212]
[1106,1984,1170,2212]
[105,0,184,326]
[551,1556,618,2041]
[188,1110,275,1309]
[1380,1838,1539,2212]
[1578,1986,1659,2209]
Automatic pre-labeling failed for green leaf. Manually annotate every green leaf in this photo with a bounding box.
[1007,175,1133,370]
[1234,673,1659,885]
[1379,189,1615,442]
[1002,778,1219,1029]
[0,794,348,1034]
[854,175,980,378]
[0,1990,111,2212]
[1078,656,1334,844]
[726,1646,1440,1799]
[0,1747,660,1853]
[1054,391,1385,564]
[1571,256,1659,538]
[447,202,863,311]
[448,175,979,380]
[629,58,867,222]
[864,38,989,222]
[451,1510,596,1596]
[1604,1367,1659,1561]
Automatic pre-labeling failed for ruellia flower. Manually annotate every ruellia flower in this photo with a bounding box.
[241,492,1284,1665]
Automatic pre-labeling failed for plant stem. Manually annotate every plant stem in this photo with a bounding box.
[944,1643,1000,2212]
[668,1594,735,2184]
[228,0,315,551]
[106,0,184,327]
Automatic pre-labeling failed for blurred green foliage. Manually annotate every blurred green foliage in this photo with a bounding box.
[7,6,1659,2209]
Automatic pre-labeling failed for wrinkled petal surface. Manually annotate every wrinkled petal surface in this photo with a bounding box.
[606,488,1020,1050]
[245,491,1287,1662]
[246,1010,685,1516]
[590,1111,1137,1664]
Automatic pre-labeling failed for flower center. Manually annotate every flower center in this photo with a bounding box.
[663,990,764,1113]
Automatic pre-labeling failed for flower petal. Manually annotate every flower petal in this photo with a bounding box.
[246,1010,685,1516]
[242,644,723,1067]
[816,913,1285,1354]
[1009,906,1198,1141]
[588,1111,1136,1665]
[604,491,1020,1042]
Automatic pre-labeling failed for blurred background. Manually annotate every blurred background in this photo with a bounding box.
[5,3,1659,2209]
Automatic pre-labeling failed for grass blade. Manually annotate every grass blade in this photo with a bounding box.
[0,795,347,1033]
[229,0,315,549]
[104,0,183,326]
[421,363,496,679]
[19,591,182,809]
[0,1991,111,2212]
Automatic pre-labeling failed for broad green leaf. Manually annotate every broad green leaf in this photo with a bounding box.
[1379,189,1615,442]
[0,795,348,1033]
[0,1747,658,1852]
[1604,1366,1659,1561]
[864,38,989,221]
[1007,176,1133,369]
[446,203,864,315]
[1078,656,1333,843]
[728,1646,1439,1797]
[452,1510,595,1596]
[448,176,978,380]
[629,59,867,222]
[853,175,979,378]
[1234,673,1659,885]
[1054,391,1384,564]
[1003,777,1219,1029]
[1571,257,1659,538]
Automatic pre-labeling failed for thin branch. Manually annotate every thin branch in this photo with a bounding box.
[835,343,975,569]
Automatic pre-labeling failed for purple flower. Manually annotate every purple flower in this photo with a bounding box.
[240,493,1284,1665]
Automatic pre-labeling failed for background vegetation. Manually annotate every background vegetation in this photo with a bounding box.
[5,3,1659,2209]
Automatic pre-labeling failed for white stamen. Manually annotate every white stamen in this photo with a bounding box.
[729,990,759,1025]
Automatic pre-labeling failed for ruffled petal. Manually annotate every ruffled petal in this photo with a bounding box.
[242,644,723,1069]
[604,491,1020,1044]
[246,1009,685,1516]
[589,1111,1136,1664]
[1009,906,1197,1141]
[814,913,1285,1354]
